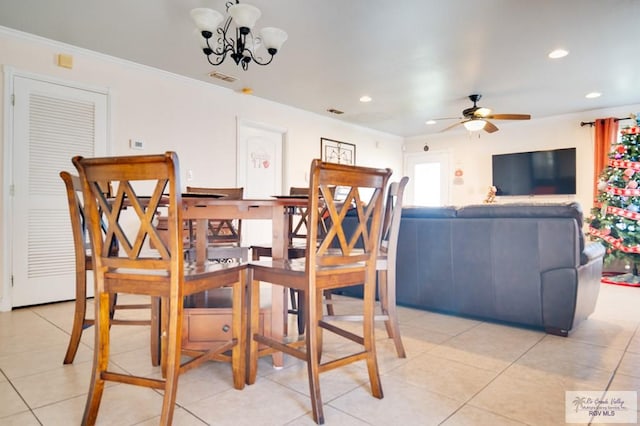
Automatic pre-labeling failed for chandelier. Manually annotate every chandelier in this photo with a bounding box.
[191,1,288,71]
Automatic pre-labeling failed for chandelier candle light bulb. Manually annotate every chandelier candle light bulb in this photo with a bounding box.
[191,1,288,71]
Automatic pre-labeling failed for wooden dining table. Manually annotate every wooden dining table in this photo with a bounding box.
[181,195,308,367]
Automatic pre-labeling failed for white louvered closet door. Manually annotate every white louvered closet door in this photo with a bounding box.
[11,76,107,307]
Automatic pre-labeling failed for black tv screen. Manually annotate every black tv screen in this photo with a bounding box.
[492,148,576,196]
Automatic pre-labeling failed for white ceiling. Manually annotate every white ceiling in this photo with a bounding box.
[1,0,639,137]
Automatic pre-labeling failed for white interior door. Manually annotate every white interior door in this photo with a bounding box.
[404,151,451,206]
[10,75,108,307]
[236,119,285,246]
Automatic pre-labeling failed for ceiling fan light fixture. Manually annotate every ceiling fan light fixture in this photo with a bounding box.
[463,119,487,132]
[475,107,491,117]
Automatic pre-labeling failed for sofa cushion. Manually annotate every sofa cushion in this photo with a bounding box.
[456,202,583,225]
[457,202,585,252]
[401,206,458,218]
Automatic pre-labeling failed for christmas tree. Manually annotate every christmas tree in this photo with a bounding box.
[588,114,640,286]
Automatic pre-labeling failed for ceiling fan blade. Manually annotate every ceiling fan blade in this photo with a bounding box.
[431,116,462,121]
[483,120,499,133]
[485,113,531,120]
[440,121,463,132]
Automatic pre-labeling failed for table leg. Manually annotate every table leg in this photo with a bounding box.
[195,219,207,266]
[269,205,288,368]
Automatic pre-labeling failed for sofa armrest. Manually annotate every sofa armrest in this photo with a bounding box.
[580,241,605,266]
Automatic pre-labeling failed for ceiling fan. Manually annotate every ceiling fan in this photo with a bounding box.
[437,94,531,133]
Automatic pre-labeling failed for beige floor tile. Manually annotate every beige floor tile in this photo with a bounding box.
[173,360,237,406]
[285,404,371,425]
[135,407,208,425]
[186,378,310,425]
[517,334,624,372]
[33,383,164,425]
[394,323,453,356]
[265,359,368,401]
[0,381,29,418]
[503,361,612,392]
[386,352,499,402]
[591,284,640,323]
[608,372,640,393]
[427,322,543,372]
[403,310,482,336]
[469,373,588,426]
[11,360,94,408]
[627,333,640,354]
[330,374,462,425]
[0,315,70,357]
[568,317,637,350]
[440,404,528,425]
[32,393,86,425]
[617,351,640,379]
[0,308,52,339]
[0,342,92,379]
[0,410,41,426]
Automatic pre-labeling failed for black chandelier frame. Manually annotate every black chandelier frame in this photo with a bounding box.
[198,1,277,71]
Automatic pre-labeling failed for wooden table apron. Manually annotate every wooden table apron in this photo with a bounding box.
[181,197,308,367]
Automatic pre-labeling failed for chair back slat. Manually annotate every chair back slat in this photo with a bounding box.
[381,176,409,256]
[73,152,182,277]
[307,160,390,270]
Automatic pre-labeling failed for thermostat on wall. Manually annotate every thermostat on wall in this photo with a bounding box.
[129,139,144,150]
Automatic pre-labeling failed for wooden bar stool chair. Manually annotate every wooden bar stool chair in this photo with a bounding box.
[324,176,409,358]
[251,186,335,335]
[248,159,391,424]
[60,171,158,365]
[73,152,247,425]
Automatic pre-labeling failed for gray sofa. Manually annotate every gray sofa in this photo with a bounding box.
[394,202,604,336]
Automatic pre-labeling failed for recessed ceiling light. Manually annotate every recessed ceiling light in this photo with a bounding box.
[425,120,437,125]
[548,49,569,59]
[585,92,602,99]
[359,95,372,103]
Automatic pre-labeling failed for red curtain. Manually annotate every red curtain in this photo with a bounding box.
[593,118,619,200]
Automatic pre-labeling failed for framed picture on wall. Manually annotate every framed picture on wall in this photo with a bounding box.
[320,138,356,165]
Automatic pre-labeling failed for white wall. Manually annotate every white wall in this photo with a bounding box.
[0,27,403,308]
[404,104,640,211]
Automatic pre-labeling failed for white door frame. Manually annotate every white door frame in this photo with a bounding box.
[403,150,451,206]
[1,66,111,311]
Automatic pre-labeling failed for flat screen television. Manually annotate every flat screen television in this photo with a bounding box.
[492,148,576,196]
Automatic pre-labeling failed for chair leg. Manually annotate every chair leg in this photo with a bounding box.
[160,296,170,378]
[306,287,325,425]
[247,274,261,385]
[378,270,406,358]
[363,272,383,400]
[64,269,89,364]
[159,296,181,425]
[230,270,246,390]
[296,290,305,335]
[150,297,161,366]
[82,293,111,425]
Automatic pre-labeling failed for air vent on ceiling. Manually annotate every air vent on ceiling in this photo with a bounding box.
[326,108,344,115]
[209,71,237,83]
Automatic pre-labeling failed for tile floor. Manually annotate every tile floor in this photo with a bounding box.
[0,283,639,425]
